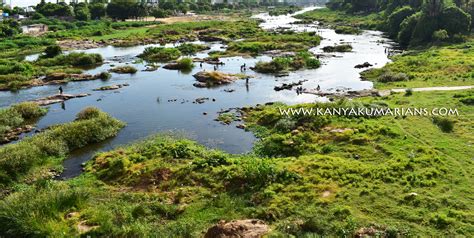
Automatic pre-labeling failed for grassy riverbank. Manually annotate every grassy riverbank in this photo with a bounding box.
[362,38,474,89]
[296,8,382,31]
[1,90,472,236]
[0,108,124,193]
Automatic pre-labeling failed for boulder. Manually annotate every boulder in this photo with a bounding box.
[33,93,90,106]
[93,84,129,91]
[354,62,373,69]
[193,71,240,87]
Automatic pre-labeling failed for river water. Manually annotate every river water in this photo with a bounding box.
[0,7,395,178]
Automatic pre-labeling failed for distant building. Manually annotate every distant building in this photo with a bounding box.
[21,24,49,35]
[145,0,159,6]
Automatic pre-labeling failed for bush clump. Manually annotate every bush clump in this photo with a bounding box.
[254,51,320,73]
[0,108,124,186]
[177,43,209,55]
[109,66,137,74]
[322,44,352,52]
[432,116,454,133]
[36,52,103,67]
[138,47,181,62]
[378,70,409,82]
[0,102,47,136]
[334,25,361,34]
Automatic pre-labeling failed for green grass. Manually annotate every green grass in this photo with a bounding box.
[0,90,472,236]
[253,51,321,73]
[0,107,124,189]
[0,102,47,137]
[295,8,382,30]
[362,39,474,89]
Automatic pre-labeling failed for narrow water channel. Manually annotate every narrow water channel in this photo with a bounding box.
[0,6,395,178]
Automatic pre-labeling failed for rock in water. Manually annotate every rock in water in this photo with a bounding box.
[193,71,240,87]
[204,219,269,238]
[354,62,373,69]
[33,93,90,106]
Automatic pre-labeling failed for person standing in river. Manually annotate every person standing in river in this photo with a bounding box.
[58,86,63,95]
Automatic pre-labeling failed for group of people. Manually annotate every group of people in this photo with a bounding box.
[384,47,398,57]
[296,84,320,95]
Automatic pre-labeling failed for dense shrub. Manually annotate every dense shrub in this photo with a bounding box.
[0,108,124,186]
[387,6,415,38]
[253,51,320,73]
[177,43,208,55]
[138,47,181,62]
[378,70,409,82]
[334,25,361,34]
[36,52,103,67]
[398,12,420,46]
[41,45,62,58]
[175,57,194,70]
[0,102,47,135]
[11,102,47,120]
[109,66,137,74]
[439,7,471,36]
[432,116,454,132]
[322,44,352,52]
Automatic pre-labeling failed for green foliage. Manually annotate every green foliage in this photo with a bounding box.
[322,0,472,46]
[1,90,474,237]
[268,6,301,16]
[109,65,137,74]
[254,51,320,73]
[0,102,46,136]
[0,108,124,186]
[439,6,471,35]
[10,102,47,120]
[432,116,454,132]
[36,52,103,67]
[35,2,73,17]
[0,182,90,237]
[361,40,474,89]
[334,25,361,34]
[177,43,208,55]
[322,44,352,52]
[0,19,22,37]
[387,6,415,38]
[176,57,194,70]
[139,47,181,62]
[42,45,62,58]
[432,29,449,42]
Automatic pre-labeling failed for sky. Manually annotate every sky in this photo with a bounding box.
[5,1,74,8]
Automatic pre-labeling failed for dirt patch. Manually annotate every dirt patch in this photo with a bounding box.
[322,190,331,198]
[204,219,269,238]
[77,221,99,234]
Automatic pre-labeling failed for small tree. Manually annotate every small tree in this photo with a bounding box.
[432,29,449,42]
[90,3,106,20]
[439,6,471,35]
[43,45,62,58]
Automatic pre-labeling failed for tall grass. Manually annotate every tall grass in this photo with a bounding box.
[0,107,124,186]
[0,102,47,135]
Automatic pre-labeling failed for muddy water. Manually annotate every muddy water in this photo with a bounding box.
[0,7,395,178]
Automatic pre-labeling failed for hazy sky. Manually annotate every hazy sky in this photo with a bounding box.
[6,1,74,8]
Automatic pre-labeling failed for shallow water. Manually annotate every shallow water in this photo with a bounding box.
[0,7,395,178]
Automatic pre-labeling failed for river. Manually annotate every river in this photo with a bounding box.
[0,7,395,178]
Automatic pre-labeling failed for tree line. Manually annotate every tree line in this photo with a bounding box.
[327,0,472,46]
